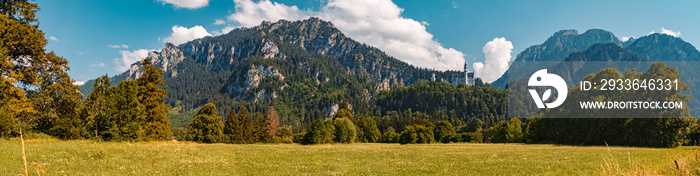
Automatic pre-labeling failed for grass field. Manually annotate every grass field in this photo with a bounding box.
[0,139,698,175]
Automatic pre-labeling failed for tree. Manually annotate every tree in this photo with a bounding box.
[334,103,353,120]
[263,106,280,143]
[491,118,522,143]
[333,117,356,143]
[82,75,112,140]
[434,121,456,143]
[137,58,172,140]
[302,119,334,145]
[188,103,224,143]
[399,124,434,144]
[380,127,399,143]
[224,107,252,144]
[109,80,145,141]
[1,0,70,135]
[356,116,381,143]
[252,112,264,143]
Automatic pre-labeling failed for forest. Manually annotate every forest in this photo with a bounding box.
[2,0,700,148]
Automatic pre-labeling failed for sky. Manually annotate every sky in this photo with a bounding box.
[36,0,700,84]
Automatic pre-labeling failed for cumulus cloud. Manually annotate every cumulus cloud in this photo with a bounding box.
[161,25,212,45]
[113,49,155,72]
[649,27,681,37]
[107,44,129,49]
[473,37,513,83]
[49,36,58,41]
[157,0,209,9]
[221,0,465,70]
[73,81,85,86]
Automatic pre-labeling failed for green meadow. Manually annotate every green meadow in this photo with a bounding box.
[1,139,698,175]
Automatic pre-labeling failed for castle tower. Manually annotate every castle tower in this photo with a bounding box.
[464,63,468,85]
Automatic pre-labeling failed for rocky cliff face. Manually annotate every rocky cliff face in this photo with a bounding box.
[81,17,445,116]
[124,43,186,79]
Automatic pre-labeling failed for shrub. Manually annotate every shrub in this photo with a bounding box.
[491,118,523,143]
[333,118,356,143]
[301,119,334,145]
[399,124,434,144]
[380,127,399,143]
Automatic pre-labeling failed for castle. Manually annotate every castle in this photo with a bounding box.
[432,63,475,86]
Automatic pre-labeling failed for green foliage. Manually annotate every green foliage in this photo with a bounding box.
[399,124,434,144]
[110,80,146,141]
[333,118,356,143]
[302,119,334,145]
[0,104,15,138]
[356,116,381,143]
[491,118,523,143]
[526,64,694,148]
[377,81,507,129]
[434,121,456,143]
[277,127,293,143]
[380,127,399,143]
[223,107,251,144]
[138,58,172,140]
[188,103,224,143]
[252,112,265,143]
[83,75,114,140]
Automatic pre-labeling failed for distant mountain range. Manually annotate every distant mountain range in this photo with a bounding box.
[496,29,700,117]
[79,18,458,124]
[80,18,700,120]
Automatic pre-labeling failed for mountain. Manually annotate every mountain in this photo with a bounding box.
[491,29,622,88]
[626,33,700,61]
[80,17,454,126]
[506,36,700,118]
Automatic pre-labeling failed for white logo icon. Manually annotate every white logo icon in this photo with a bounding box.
[528,69,568,108]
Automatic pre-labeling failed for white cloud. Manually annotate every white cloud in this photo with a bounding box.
[420,21,430,26]
[157,0,209,9]
[113,49,154,72]
[649,27,681,37]
[107,44,129,49]
[161,25,212,45]
[91,61,105,68]
[473,37,513,83]
[73,81,85,86]
[49,36,58,41]
[620,36,632,42]
[214,19,226,25]
[222,0,464,70]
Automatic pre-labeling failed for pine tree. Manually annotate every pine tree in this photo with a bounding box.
[263,106,280,143]
[137,58,172,140]
[252,112,264,143]
[188,103,224,143]
[224,107,251,144]
[110,80,145,141]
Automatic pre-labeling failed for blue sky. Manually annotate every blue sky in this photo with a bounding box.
[36,0,700,84]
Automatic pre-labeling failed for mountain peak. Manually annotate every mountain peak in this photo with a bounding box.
[625,33,700,61]
[552,29,579,36]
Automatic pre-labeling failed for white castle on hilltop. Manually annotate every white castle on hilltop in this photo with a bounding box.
[432,63,475,86]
